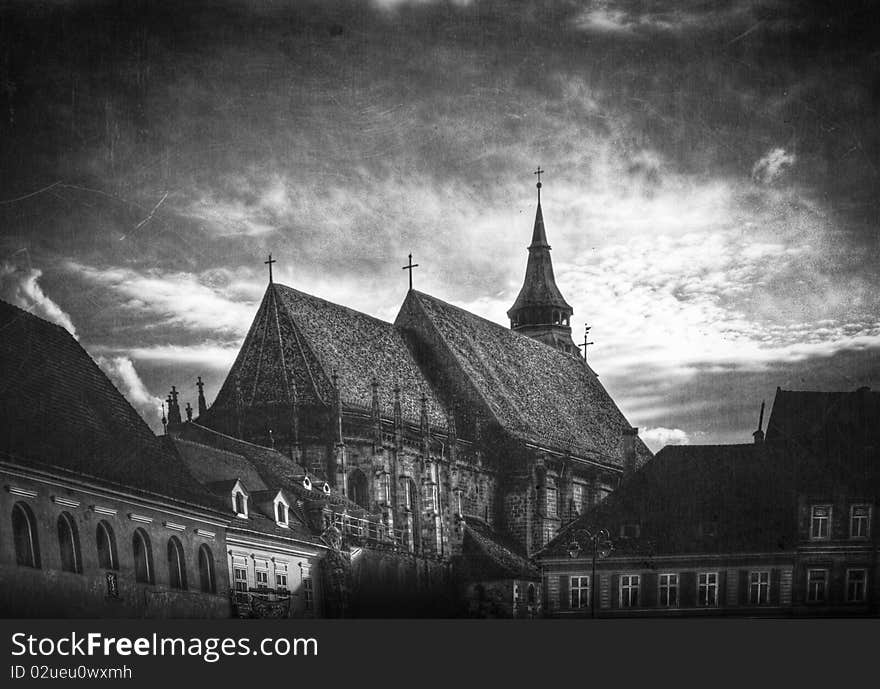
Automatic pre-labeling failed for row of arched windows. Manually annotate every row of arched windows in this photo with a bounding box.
[10,502,216,593]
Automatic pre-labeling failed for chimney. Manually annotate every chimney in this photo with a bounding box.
[622,426,639,476]
[196,376,207,417]
[752,400,765,445]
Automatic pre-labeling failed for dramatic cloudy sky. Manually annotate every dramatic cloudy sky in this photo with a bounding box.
[1,0,878,450]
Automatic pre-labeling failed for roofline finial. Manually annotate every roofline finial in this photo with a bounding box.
[534,166,544,204]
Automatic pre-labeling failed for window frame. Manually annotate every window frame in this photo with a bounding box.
[748,570,770,605]
[96,520,118,570]
[233,566,248,592]
[198,544,215,594]
[166,536,187,590]
[809,505,832,540]
[845,568,868,603]
[849,504,871,540]
[697,571,719,607]
[57,512,82,574]
[570,575,590,609]
[132,528,154,584]
[658,573,679,608]
[619,574,640,608]
[806,568,828,603]
[12,501,41,569]
[255,569,270,591]
[303,576,314,612]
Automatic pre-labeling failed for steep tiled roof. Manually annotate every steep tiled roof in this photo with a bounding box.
[209,284,448,430]
[540,443,796,558]
[462,518,540,580]
[0,300,216,509]
[396,291,651,467]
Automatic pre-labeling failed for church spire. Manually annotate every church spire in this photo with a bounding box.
[506,168,577,355]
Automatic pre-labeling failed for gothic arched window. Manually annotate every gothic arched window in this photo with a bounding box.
[167,537,187,590]
[12,502,40,568]
[132,528,154,584]
[198,544,215,594]
[96,520,118,570]
[57,512,82,573]
[348,469,369,509]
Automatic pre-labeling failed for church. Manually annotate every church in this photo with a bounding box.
[192,174,651,613]
[0,174,650,618]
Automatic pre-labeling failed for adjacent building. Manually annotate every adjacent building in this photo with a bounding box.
[537,388,879,617]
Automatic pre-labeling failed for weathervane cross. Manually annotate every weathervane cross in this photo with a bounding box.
[402,253,419,291]
[534,166,544,201]
[582,324,594,361]
[264,253,276,283]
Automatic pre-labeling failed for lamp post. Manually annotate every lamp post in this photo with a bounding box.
[567,528,614,618]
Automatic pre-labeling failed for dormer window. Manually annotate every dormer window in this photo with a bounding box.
[274,492,290,528]
[232,483,249,518]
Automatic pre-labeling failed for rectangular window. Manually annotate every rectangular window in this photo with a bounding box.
[545,487,558,517]
[570,576,590,609]
[572,483,586,516]
[749,571,770,605]
[810,505,831,540]
[233,567,248,592]
[255,570,269,590]
[697,572,719,606]
[620,574,640,608]
[806,569,828,603]
[658,573,678,607]
[276,573,288,591]
[846,569,867,603]
[303,577,314,612]
[850,505,871,539]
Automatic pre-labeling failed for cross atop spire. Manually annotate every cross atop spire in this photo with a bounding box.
[264,253,276,284]
[402,253,419,291]
[534,166,544,202]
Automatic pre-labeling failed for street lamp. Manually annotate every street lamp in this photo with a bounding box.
[567,528,614,618]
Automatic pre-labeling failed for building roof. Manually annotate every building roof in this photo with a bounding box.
[171,438,267,491]
[396,291,652,467]
[208,283,448,430]
[0,299,218,510]
[174,422,371,516]
[540,443,796,559]
[460,518,540,580]
[765,387,880,447]
[508,201,572,315]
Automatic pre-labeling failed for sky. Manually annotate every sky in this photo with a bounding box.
[1,0,878,451]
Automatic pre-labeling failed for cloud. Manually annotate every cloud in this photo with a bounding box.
[95,355,164,431]
[0,262,78,339]
[95,343,239,368]
[751,148,797,185]
[640,426,691,452]
[66,262,261,336]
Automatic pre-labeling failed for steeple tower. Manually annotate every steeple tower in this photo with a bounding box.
[507,169,577,355]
